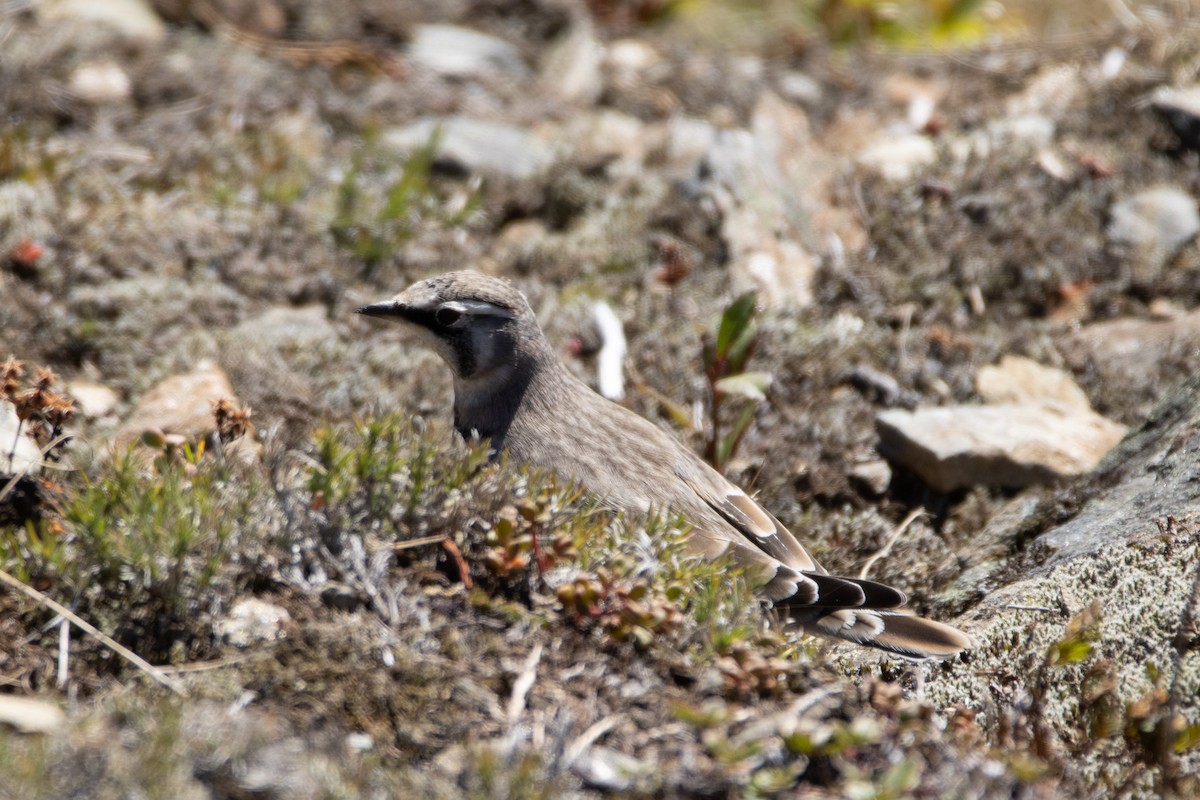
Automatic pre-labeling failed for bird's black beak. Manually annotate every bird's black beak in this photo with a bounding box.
[357,300,438,329]
[356,301,403,320]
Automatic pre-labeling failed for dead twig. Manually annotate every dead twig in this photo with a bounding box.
[192,0,403,76]
[564,714,624,766]
[392,533,451,551]
[506,643,543,727]
[441,537,472,589]
[56,618,69,688]
[859,507,927,580]
[0,568,185,695]
[158,654,255,674]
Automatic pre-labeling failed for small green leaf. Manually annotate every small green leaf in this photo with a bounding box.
[715,372,772,401]
[748,763,804,796]
[671,701,728,728]
[715,291,757,360]
[634,381,695,431]
[726,318,757,374]
[1052,639,1093,666]
[496,517,514,547]
[716,403,757,467]
[878,758,919,794]
[1175,722,1200,754]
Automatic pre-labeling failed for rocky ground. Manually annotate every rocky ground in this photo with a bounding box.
[3,0,1200,797]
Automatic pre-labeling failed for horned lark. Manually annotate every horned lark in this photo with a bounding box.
[359,271,970,658]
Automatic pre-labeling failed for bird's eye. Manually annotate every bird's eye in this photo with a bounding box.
[435,306,463,327]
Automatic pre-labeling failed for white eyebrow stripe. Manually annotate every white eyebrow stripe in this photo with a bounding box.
[442,300,515,319]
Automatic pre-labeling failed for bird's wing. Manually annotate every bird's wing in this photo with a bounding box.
[682,477,821,572]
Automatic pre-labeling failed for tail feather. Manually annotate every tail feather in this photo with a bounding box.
[782,573,908,610]
[796,607,971,659]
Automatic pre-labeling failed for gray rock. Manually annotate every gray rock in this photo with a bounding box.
[876,404,1126,492]
[1058,310,1200,420]
[849,459,892,495]
[382,118,553,180]
[1108,186,1199,283]
[228,304,337,352]
[406,24,529,79]
[220,305,337,431]
[933,369,1200,766]
[1063,310,1200,375]
[845,364,918,408]
[940,493,1043,606]
[693,92,819,308]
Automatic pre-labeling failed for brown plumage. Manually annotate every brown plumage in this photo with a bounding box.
[359,271,971,659]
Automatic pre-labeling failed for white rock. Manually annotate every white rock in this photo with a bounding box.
[0,695,65,734]
[573,746,646,793]
[68,380,119,419]
[849,459,892,495]
[876,404,1127,492]
[382,118,552,180]
[694,94,820,308]
[540,24,603,104]
[115,359,238,450]
[990,114,1056,148]
[664,116,717,172]
[1100,48,1127,80]
[40,0,166,43]
[406,24,528,78]
[778,71,822,105]
[1,401,43,475]
[1036,149,1072,182]
[857,134,937,182]
[975,355,1093,414]
[69,62,131,104]
[1108,187,1199,276]
[214,599,292,648]
[591,301,626,401]
[606,39,661,73]
[1006,64,1081,118]
[738,242,815,309]
[564,110,647,170]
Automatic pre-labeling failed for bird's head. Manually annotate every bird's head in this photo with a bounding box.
[357,271,543,381]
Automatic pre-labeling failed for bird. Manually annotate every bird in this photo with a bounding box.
[358,271,970,659]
